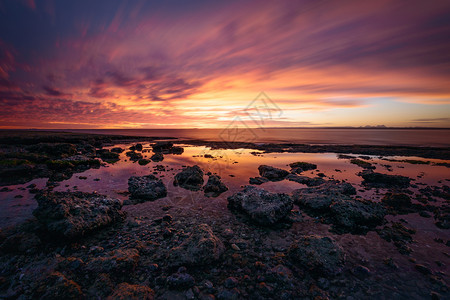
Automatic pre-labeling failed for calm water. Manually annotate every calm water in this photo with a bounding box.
[57,128,450,147]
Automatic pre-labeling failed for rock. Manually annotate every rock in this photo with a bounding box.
[381,193,412,210]
[107,283,154,300]
[204,175,228,197]
[128,175,167,202]
[352,265,371,279]
[227,186,293,225]
[168,224,224,266]
[223,277,239,289]
[293,181,357,211]
[135,143,143,151]
[138,159,151,165]
[376,222,416,254]
[167,272,195,290]
[150,152,164,162]
[174,165,204,191]
[361,171,411,188]
[33,191,126,238]
[289,162,317,173]
[111,147,124,153]
[258,165,289,181]
[152,141,174,152]
[415,264,432,275]
[249,177,269,185]
[288,235,345,277]
[99,150,120,161]
[434,207,450,229]
[329,198,386,233]
[171,146,184,154]
[350,159,375,169]
[126,151,143,161]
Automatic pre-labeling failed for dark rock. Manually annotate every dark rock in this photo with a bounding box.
[168,224,224,266]
[329,198,386,233]
[135,143,143,151]
[352,265,371,279]
[293,181,357,211]
[152,141,174,152]
[99,150,120,161]
[350,159,375,169]
[171,146,184,154]
[288,235,345,277]
[167,272,195,290]
[204,175,228,197]
[150,152,164,162]
[223,277,239,289]
[128,175,167,202]
[110,147,124,153]
[258,165,289,181]
[434,207,450,229]
[289,161,317,173]
[381,192,412,210]
[174,165,204,191]
[361,171,411,188]
[227,186,293,225]
[107,282,154,300]
[126,151,143,161]
[138,159,151,165]
[249,177,269,185]
[377,222,416,254]
[33,191,126,238]
[415,264,432,275]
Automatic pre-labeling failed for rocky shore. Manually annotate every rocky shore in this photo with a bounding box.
[0,131,449,299]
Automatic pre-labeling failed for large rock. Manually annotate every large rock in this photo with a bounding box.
[329,198,386,232]
[33,191,126,238]
[173,165,204,191]
[288,235,345,277]
[128,175,167,202]
[293,181,356,211]
[258,165,289,181]
[204,175,228,197]
[286,174,325,186]
[227,186,293,225]
[168,224,224,267]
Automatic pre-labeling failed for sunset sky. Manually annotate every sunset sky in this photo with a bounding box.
[1,0,449,129]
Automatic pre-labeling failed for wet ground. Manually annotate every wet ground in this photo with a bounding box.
[1,141,449,299]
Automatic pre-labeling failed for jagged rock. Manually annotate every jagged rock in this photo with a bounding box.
[329,198,386,233]
[204,175,228,197]
[34,272,84,300]
[174,165,204,191]
[227,186,293,225]
[33,191,126,238]
[150,152,164,162]
[168,224,224,267]
[128,175,167,202]
[87,249,140,275]
[258,165,289,181]
[288,235,344,277]
[293,181,356,211]
[126,151,143,161]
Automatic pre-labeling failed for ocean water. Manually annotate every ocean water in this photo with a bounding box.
[59,128,450,147]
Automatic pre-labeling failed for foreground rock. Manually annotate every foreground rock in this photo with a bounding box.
[173,165,204,191]
[288,235,345,277]
[258,165,289,181]
[168,224,224,267]
[329,198,386,233]
[128,175,167,203]
[33,192,126,238]
[227,186,293,225]
[203,175,228,197]
[361,171,411,188]
[293,181,385,233]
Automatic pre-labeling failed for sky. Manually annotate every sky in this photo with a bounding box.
[0,0,449,129]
